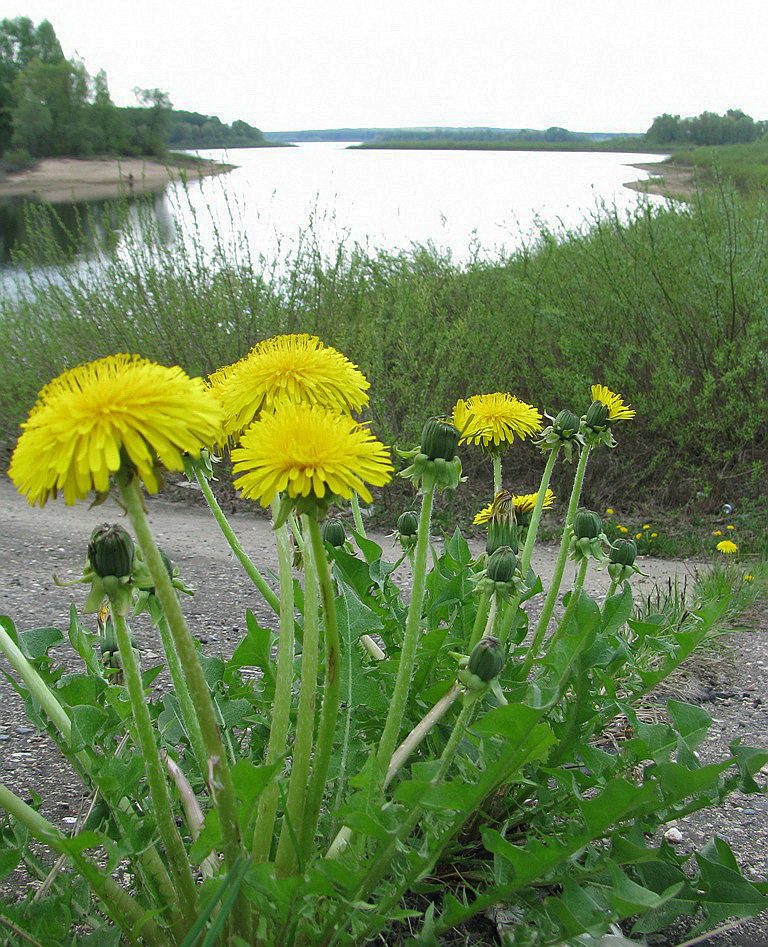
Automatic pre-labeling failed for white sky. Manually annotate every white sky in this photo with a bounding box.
[10,0,768,133]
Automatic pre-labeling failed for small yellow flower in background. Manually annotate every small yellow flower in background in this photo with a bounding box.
[210,334,370,440]
[618,525,628,533]
[651,532,658,538]
[453,393,542,449]
[590,384,636,422]
[727,524,735,530]
[473,488,555,525]
[9,355,223,506]
[606,507,614,515]
[635,532,643,540]
[231,401,392,507]
[716,540,738,555]
[744,574,754,582]
[713,530,723,536]
[642,524,650,530]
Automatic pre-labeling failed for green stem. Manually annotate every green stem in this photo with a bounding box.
[523,445,592,674]
[544,557,590,656]
[299,518,343,855]
[111,610,198,927]
[607,578,619,599]
[275,517,320,875]
[377,478,436,771]
[350,491,366,537]
[492,453,503,495]
[520,447,561,575]
[117,474,246,934]
[194,462,280,615]
[155,615,208,774]
[252,504,296,862]
[467,588,492,652]
[0,783,171,947]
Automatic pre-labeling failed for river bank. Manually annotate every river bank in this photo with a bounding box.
[0,154,235,203]
[625,160,696,199]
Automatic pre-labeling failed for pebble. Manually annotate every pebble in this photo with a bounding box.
[665,827,684,844]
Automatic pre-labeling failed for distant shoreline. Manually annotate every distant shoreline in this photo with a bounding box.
[0,155,235,204]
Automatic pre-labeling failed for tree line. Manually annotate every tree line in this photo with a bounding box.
[645,109,767,146]
[0,17,265,166]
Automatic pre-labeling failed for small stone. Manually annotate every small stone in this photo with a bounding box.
[14,725,34,735]
[665,827,684,844]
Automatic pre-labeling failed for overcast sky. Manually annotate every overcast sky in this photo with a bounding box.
[10,0,768,133]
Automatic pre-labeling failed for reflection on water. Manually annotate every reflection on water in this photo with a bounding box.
[0,189,175,267]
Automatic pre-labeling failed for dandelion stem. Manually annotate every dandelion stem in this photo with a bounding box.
[252,504,295,862]
[520,447,561,575]
[350,491,366,537]
[275,517,321,875]
[492,453,502,495]
[545,557,590,655]
[468,588,492,652]
[299,517,343,855]
[377,477,436,771]
[193,462,280,614]
[110,609,198,929]
[523,445,591,673]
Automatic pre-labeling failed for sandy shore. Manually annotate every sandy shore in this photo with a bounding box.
[624,160,696,200]
[0,155,234,203]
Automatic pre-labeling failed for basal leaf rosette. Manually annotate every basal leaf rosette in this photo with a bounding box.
[453,393,542,453]
[9,355,224,506]
[209,333,370,442]
[231,401,393,523]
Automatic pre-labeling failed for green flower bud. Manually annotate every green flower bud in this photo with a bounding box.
[486,515,518,556]
[467,636,505,682]
[486,545,516,583]
[420,417,460,461]
[397,511,419,537]
[584,400,609,432]
[87,524,134,579]
[609,538,637,567]
[322,519,347,548]
[573,510,602,540]
[553,409,581,437]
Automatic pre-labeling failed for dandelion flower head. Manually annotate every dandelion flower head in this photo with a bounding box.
[453,393,542,449]
[716,540,738,555]
[473,489,554,525]
[10,355,224,506]
[210,334,370,440]
[231,401,393,507]
[590,384,635,422]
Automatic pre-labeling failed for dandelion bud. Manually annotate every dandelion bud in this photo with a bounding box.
[87,524,134,579]
[486,515,518,556]
[322,520,347,548]
[486,545,516,583]
[420,418,460,461]
[584,400,609,432]
[553,409,581,437]
[609,538,637,567]
[573,510,602,540]
[397,511,418,537]
[467,636,505,682]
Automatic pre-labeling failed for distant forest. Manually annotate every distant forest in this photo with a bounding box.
[0,16,268,165]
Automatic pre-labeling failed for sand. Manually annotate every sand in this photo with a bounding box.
[624,160,696,200]
[0,155,234,203]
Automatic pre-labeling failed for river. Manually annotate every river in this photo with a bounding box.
[0,142,667,276]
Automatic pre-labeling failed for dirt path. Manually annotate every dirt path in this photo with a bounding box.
[1,475,766,943]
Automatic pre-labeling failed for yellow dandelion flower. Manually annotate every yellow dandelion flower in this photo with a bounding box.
[635,532,643,540]
[453,393,542,449]
[590,384,635,421]
[473,488,555,525]
[744,574,754,582]
[642,523,650,530]
[606,507,614,515]
[231,402,393,507]
[617,525,628,533]
[713,530,723,536]
[716,540,738,555]
[9,355,223,507]
[727,524,735,530]
[651,532,658,538]
[210,334,370,440]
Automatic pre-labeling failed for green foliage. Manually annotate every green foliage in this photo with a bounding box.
[645,108,766,146]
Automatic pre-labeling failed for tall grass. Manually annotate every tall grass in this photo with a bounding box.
[1,183,766,518]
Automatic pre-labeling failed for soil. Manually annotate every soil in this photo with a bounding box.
[0,475,766,945]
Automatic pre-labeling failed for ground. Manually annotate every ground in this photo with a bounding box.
[0,475,766,945]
